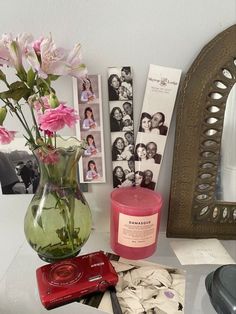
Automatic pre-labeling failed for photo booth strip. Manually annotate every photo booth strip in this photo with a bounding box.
[135,64,182,190]
[73,75,106,183]
[107,66,134,188]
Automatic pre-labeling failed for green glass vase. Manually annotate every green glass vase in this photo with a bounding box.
[24,137,92,263]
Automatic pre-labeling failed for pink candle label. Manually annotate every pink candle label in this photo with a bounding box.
[118,212,158,247]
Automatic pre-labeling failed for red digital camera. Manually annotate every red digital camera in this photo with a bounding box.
[36,251,118,310]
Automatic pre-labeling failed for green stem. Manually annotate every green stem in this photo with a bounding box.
[68,194,75,238]
[43,161,75,252]
[14,103,37,147]
[3,99,36,147]
[29,104,41,139]
[54,133,57,148]
[0,75,10,89]
[40,78,52,93]
[54,192,75,251]
[17,102,32,132]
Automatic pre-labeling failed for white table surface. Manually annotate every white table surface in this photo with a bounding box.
[1,206,236,314]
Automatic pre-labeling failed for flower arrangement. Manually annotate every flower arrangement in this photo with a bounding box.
[0,33,92,262]
[0,33,86,157]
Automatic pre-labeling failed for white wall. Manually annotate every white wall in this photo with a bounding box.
[0,0,235,232]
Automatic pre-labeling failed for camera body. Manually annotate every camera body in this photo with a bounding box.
[36,251,118,310]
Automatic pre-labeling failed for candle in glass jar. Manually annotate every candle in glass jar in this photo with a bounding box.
[110,186,163,259]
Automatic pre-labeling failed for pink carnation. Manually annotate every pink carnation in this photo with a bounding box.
[0,126,16,144]
[33,96,51,111]
[38,103,79,132]
[39,127,54,137]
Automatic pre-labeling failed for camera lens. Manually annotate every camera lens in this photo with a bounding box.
[49,262,82,286]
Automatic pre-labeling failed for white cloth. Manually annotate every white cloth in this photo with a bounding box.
[115,265,184,314]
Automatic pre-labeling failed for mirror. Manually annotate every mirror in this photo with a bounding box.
[167,24,236,239]
[216,83,236,202]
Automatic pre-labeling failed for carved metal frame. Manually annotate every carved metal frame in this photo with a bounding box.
[167,24,236,239]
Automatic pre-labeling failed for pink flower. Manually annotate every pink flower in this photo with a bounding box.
[39,127,54,137]
[38,103,79,132]
[39,35,68,78]
[37,148,60,164]
[23,34,87,79]
[0,126,16,144]
[25,45,41,73]
[66,43,87,79]
[24,35,66,79]
[0,33,33,71]
[33,96,51,111]
[32,37,43,55]
[25,37,43,72]
[0,46,10,66]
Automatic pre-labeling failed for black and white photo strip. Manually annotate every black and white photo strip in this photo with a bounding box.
[135,64,181,190]
[134,132,165,190]
[73,74,106,183]
[135,105,174,190]
[108,66,134,188]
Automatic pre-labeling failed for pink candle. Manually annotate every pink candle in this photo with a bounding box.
[110,186,163,259]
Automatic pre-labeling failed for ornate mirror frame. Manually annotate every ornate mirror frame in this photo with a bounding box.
[167,24,236,239]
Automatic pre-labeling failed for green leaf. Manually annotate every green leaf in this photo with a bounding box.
[48,74,59,81]
[1,81,32,101]
[12,88,29,101]
[0,86,29,101]
[0,69,6,82]
[23,134,30,143]
[27,68,36,87]
[0,107,7,125]
[0,90,12,99]
[36,78,50,93]
[16,69,27,82]
[9,81,26,89]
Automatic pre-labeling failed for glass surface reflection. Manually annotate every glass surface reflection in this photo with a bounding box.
[216,83,236,202]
